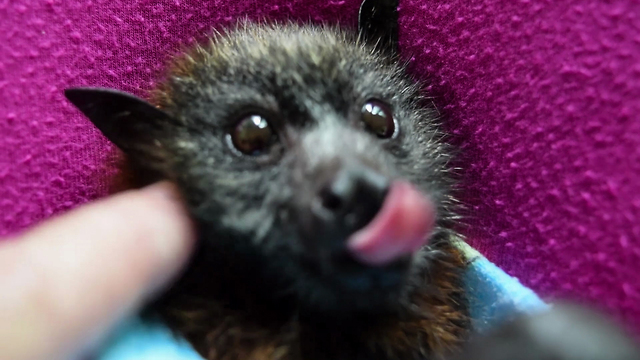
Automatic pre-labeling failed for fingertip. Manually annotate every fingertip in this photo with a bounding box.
[0,181,198,360]
[134,181,198,294]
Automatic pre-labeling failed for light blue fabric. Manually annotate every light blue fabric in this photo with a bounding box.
[97,317,202,360]
[458,241,549,332]
[96,242,549,360]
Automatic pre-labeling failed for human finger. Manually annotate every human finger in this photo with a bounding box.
[0,181,196,360]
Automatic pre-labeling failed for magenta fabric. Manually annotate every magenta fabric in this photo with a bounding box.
[1,0,639,332]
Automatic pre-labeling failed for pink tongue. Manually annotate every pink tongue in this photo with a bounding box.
[346,181,436,266]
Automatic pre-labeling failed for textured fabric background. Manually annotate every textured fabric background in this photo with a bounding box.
[1,0,639,332]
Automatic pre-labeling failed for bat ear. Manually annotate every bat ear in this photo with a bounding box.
[64,87,177,160]
[358,0,399,56]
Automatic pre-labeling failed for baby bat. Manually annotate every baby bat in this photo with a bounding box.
[64,0,471,359]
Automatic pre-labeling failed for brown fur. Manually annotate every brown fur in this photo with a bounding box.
[154,242,468,360]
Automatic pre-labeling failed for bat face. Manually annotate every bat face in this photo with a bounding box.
[65,23,459,315]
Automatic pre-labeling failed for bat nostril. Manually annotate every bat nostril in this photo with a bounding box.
[319,186,344,212]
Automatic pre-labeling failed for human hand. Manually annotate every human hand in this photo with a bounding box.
[0,181,196,360]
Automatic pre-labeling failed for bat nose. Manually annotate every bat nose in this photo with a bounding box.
[313,163,390,236]
[296,161,413,293]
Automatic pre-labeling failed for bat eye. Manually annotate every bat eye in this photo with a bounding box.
[361,99,396,138]
[230,115,275,155]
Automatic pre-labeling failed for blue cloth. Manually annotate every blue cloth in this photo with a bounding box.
[96,242,548,360]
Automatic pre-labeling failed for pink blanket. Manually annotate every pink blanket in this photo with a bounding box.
[1,0,639,332]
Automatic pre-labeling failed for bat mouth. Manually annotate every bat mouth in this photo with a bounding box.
[346,180,436,266]
[296,180,436,301]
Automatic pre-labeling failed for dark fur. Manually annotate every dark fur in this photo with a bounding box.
[82,21,470,360]
[139,22,469,360]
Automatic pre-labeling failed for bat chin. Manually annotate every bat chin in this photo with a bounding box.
[291,255,414,317]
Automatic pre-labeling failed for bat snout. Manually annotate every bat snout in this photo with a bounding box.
[293,157,435,294]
